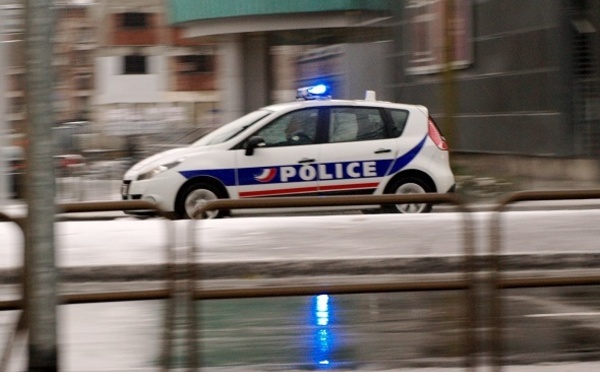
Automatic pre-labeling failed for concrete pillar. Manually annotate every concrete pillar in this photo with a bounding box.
[243,33,270,112]
[216,33,271,124]
[216,35,245,124]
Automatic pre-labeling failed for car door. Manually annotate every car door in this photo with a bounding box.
[234,108,321,198]
[317,106,399,195]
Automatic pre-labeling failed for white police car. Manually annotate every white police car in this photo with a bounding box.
[121,86,455,219]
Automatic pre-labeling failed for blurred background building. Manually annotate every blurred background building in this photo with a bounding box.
[1,0,220,160]
[94,0,218,156]
[1,0,600,181]
[170,0,600,180]
[0,0,25,149]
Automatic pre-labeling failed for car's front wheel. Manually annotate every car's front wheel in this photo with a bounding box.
[176,182,226,219]
[383,177,433,214]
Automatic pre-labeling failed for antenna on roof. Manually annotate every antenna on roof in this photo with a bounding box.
[365,90,376,101]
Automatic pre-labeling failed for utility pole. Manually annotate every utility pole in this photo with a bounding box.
[24,0,59,370]
[442,0,458,147]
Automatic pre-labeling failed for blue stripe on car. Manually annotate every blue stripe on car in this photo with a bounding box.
[179,169,237,186]
[388,135,427,174]
[179,135,427,186]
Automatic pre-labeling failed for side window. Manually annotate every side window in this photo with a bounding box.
[389,109,409,137]
[255,109,318,147]
[329,107,386,143]
[329,111,357,142]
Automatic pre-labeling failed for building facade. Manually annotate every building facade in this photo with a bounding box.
[1,0,97,147]
[169,0,600,166]
[392,0,600,159]
[93,0,218,148]
[1,0,220,151]
[3,0,600,177]
[1,1,26,146]
[53,2,96,124]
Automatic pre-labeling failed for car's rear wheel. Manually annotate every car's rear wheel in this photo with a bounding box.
[383,177,432,214]
[176,182,226,219]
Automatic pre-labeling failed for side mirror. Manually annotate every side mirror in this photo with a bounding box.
[245,136,266,156]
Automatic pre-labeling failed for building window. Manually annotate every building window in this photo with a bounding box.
[176,55,213,74]
[124,55,147,74]
[122,12,148,28]
[405,0,472,74]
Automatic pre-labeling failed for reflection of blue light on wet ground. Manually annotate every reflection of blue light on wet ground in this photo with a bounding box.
[316,294,329,326]
[311,294,336,368]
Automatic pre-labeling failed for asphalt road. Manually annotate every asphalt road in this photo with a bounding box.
[2,285,600,371]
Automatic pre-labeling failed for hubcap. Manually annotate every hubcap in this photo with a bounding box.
[185,189,218,219]
[394,182,427,213]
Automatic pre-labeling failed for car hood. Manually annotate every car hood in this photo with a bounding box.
[128,145,211,172]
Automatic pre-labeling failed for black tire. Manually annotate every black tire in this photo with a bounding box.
[176,182,226,219]
[382,177,433,214]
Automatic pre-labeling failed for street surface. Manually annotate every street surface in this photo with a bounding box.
[2,209,600,273]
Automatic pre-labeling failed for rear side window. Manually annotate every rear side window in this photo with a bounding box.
[328,107,386,143]
[388,109,409,137]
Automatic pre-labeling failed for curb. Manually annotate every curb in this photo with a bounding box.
[2,254,600,284]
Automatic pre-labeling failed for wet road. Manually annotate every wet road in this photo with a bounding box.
[2,286,600,371]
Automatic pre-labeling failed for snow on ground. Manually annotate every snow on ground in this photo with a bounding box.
[1,209,600,271]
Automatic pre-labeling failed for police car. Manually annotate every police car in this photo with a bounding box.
[121,85,455,219]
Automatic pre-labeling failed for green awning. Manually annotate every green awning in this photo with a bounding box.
[169,0,395,24]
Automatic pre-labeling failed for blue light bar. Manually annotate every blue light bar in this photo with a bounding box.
[297,84,331,100]
[308,84,328,95]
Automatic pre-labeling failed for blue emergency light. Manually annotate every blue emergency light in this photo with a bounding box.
[296,84,331,100]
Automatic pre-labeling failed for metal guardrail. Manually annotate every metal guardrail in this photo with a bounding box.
[0,200,176,372]
[2,192,600,371]
[189,193,477,371]
[59,200,181,371]
[489,190,600,372]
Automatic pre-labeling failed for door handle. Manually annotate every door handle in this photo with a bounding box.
[375,148,392,154]
[298,158,316,163]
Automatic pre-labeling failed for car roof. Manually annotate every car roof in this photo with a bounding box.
[263,99,426,113]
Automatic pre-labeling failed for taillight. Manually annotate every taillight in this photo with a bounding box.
[62,158,77,167]
[428,117,448,151]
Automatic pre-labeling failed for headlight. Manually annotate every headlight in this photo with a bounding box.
[137,160,182,181]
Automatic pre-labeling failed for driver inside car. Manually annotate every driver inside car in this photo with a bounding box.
[285,118,312,145]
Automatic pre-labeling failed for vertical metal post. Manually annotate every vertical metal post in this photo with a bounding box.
[0,6,8,205]
[24,1,59,371]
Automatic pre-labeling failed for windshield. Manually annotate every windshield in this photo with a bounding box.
[193,109,272,146]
